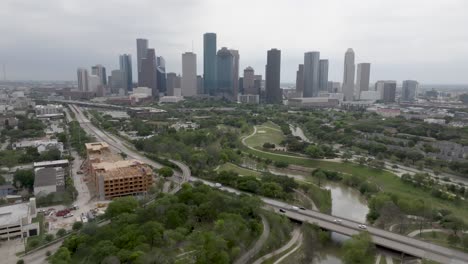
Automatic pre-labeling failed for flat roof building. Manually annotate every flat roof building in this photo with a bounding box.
[0,198,39,240]
[34,167,65,197]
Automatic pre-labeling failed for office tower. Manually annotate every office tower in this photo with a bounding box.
[216,47,234,98]
[265,48,282,104]
[109,70,125,94]
[88,75,100,92]
[243,66,256,94]
[91,64,107,85]
[77,68,89,91]
[355,63,371,100]
[156,56,166,95]
[230,49,240,97]
[402,80,419,102]
[295,64,304,96]
[197,76,204,95]
[342,48,355,101]
[254,75,262,96]
[319,59,329,92]
[303,52,320,97]
[166,72,178,96]
[136,38,148,83]
[139,49,157,96]
[328,82,341,93]
[203,33,217,95]
[376,81,397,103]
[182,52,197,97]
[119,54,133,92]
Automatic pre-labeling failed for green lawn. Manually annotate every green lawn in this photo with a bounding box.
[218,163,262,177]
[245,125,285,147]
[243,136,468,221]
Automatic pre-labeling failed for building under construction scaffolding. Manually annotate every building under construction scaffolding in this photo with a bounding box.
[85,142,153,200]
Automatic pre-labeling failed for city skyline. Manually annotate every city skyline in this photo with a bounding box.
[1,0,468,84]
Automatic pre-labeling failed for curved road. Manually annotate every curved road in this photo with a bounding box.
[234,214,270,264]
[252,227,302,264]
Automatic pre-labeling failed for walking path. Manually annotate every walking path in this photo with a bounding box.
[252,227,302,264]
[234,214,270,264]
[273,231,303,264]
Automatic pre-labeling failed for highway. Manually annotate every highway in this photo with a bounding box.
[69,104,468,264]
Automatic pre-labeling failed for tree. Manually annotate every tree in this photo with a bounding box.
[305,145,323,158]
[45,234,55,242]
[49,247,72,264]
[105,196,138,218]
[72,221,83,231]
[13,169,34,190]
[342,151,352,162]
[56,228,67,238]
[157,167,174,178]
[0,175,5,185]
[273,161,288,168]
[342,232,375,264]
[313,170,326,187]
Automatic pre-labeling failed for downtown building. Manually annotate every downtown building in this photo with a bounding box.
[139,49,158,97]
[119,54,133,93]
[77,68,89,91]
[216,47,235,99]
[295,64,304,97]
[136,38,148,84]
[402,80,419,102]
[303,52,320,97]
[375,81,397,103]
[265,49,282,104]
[182,52,197,97]
[342,48,356,101]
[203,33,217,95]
[355,63,371,100]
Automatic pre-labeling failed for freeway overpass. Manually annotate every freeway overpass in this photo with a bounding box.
[69,104,468,264]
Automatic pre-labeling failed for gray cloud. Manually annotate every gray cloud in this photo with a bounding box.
[1,0,467,84]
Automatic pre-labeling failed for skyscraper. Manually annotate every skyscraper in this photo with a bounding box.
[197,76,204,95]
[139,49,157,96]
[376,80,397,103]
[319,59,329,92]
[295,64,304,97]
[216,47,234,99]
[303,52,320,97]
[136,38,148,83]
[203,33,217,95]
[166,72,179,96]
[402,80,419,102]
[355,63,371,100]
[77,68,89,91]
[342,48,355,101]
[88,75,100,93]
[243,66,256,95]
[182,52,197,97]
[265,49,282,104]
[156,56,166,95]
[109,70,125,94]
[230,49,240,97]
[91,64,107,85]
[119,54,133,93]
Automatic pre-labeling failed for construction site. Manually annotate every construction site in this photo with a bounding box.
[84,142,154,200]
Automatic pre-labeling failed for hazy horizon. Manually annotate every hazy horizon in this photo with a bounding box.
[1,0,467,84]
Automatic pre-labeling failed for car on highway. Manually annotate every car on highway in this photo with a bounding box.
[77,170,83,174]
[358,224,367,229]
[291,206,299,211]
[214,183,222,188]
[299,207,306,210]
[279,208,286,213]
[333,219,342,224]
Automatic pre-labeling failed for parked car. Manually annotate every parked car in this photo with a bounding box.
[358,224,367,229]
[64,213,74,218]
[56,209,71,217]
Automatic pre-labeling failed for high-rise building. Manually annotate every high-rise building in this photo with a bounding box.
[197,75,204,95]
[77,68,89,91]
[342,48,355,101]
[295,64,304,97]
[182,52,197,97]
[355,63,371,100]
[156,56,166,96]
[402,80,419,102]
[243,66,256,95]
[303,52,320,97]
[136,38,148,83]
[216,47,234,99]
[166,72,178,96]
[88,75,101,93]
[91,64,107,85]
[109,70,125,94]
[119,54,133,93]
[265,49,282,104]
[319,59,329,92]
[139,49,157,97]
[376,81,397,103]
[230,49,240,97]
[203,33,217,95]
[254,75,262,96]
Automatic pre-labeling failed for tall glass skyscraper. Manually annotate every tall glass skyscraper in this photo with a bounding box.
[119,54,133,92]
[216,47,234,99]
[303,52,320,97]
[203,33,217,95]
[265,48,282,104]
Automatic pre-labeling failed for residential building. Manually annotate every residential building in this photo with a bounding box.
[91,64,107,85]
[402,80,419,102]
[140,49,157,97]
[136,38,148,82]
[13,139,63,153]
[342,48,355,101]
[119,54,133,92]
[77,68,89,91]
[355,63,371,100]
[0,198,39,240]
[203,33,217,95]
[303,52,320,97]
[295,64,304,97]
[318,59,329,92]
[33,167,65,196]
[35,104,63,116]
[182,52,197,97]
[243,66,256,95]
[265,49,282,104]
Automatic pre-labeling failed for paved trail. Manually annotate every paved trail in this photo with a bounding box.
[234,215,270,264]
[252,227,302,264]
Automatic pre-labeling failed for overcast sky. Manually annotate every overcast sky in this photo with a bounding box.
[1,0,468,84]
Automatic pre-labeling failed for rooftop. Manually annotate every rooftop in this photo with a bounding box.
[34,159,69,168]
[93,159,152,180]
[34,167,65,187]
[85,142,110,151]
[0,202,29,226]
